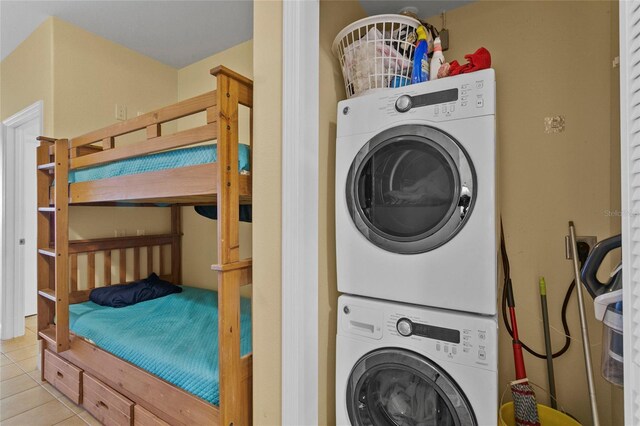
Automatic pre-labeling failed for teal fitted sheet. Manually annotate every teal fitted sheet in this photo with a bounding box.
[68,144,250,184]
[69,286,252,406]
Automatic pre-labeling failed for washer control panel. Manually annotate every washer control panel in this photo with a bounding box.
[338,294,497,370]
[387,312,493,368]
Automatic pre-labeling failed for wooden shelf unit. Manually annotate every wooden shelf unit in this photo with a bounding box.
[36,66,253,426]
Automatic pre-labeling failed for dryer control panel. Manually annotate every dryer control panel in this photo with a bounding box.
[389,78,490,119]
[338,294,497,371]
[337,69,495,138]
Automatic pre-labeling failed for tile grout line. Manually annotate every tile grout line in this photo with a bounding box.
[1,369,90,425]
[1,346,52,419]
[2,319,90,425]
[2,342,90,425]
[2,343,39,366]
[0,388,56,423]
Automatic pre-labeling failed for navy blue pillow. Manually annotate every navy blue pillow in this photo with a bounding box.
[89,273,182,308]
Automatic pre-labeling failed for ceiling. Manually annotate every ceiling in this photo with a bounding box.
[0,1,253,69]
[358,0,473,22]
[0,1,470,69]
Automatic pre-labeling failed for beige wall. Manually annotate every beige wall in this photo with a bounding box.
[177,40,253,293]
[1,18,178,285]
[1,18,54,135]
[437,2,618,425]
[51,18,177,139]
[49,18,179,242]
[252,1,282,424]
[318,2,366,425]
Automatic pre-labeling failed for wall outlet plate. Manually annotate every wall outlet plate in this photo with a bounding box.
[565,235,597,259]
[115,104,127,121]
[545,115,565,133]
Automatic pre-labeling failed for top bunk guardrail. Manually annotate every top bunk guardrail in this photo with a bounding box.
[70,66,252,168]
[44,66,253,206]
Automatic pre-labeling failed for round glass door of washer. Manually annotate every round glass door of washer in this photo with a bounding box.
[346,124,476,254]
[346,349,476,426]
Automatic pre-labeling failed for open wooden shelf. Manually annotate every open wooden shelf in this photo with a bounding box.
[38,326,57,346]
[38,247,56,257]
[38,289,56,302]
[38,162,55,170]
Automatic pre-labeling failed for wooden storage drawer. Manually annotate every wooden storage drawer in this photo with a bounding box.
[44,349,83,404]
[133,405,170,426]
[83,373,134,426]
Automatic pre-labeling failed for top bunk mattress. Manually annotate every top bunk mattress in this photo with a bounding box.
[68,144,250,184]
[68,286,252,406]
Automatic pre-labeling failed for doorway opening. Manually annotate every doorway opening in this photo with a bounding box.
[1,101,43,340]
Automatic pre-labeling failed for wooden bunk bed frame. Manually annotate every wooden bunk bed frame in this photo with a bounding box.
[36,66,253,426]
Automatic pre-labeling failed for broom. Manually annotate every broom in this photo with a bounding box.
[501,222,541,426]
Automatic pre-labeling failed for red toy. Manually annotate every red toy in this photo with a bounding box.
[448,47,492,76]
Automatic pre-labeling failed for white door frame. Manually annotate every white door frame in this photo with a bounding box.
[281,1,319,425]
[1,100,44,340]
[621,0,640,422]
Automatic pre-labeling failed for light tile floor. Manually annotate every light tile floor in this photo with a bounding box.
[0,316,101,425]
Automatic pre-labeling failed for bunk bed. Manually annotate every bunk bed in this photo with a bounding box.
[35,66,253,426]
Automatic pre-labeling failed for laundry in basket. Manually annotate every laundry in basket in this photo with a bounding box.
[341,28,412,96]
[333,15,421,98]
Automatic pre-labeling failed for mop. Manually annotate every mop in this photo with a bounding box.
[568,222,600,426]
[538,277,558,409]
[501,223,541,426]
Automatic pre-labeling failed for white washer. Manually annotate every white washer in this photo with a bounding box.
[336,294,497,426]
[336,69,497,315]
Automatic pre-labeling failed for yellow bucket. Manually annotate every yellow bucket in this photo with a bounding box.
[499,402,582,426]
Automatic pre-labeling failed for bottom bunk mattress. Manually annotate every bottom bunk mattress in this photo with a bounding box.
[68,286,252,406]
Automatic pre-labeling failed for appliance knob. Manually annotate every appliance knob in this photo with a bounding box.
[395,95,412,113]
[396,318,413,336]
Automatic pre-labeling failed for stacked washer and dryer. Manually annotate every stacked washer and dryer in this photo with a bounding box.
[335,69,498,426]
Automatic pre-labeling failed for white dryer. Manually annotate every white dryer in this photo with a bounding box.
[336,69,497,315]
[336,294,497,426]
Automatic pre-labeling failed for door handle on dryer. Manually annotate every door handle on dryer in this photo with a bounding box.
[458,185,471,219]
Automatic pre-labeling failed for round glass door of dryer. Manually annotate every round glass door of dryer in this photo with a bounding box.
[346,348,476,426]
[346,125,475,254]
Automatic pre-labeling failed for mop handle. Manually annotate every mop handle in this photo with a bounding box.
[569,222,600,426]
[539,277,557,409]
[509,307,527,380]
[505,275,527,380]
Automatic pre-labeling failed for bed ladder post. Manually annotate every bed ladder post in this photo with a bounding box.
[36,137,55,338]
[212,66,245,426]
[53,139,70,352]
[36,137,70,352]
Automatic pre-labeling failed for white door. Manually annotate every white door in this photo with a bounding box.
[1,101,43,340]
[16,119,40,316]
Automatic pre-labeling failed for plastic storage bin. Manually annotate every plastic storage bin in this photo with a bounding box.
[332,15,421,98]
[601,302,623,386]
[499,402,581,426]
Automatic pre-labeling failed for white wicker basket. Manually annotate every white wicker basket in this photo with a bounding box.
[332,15,421,98]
